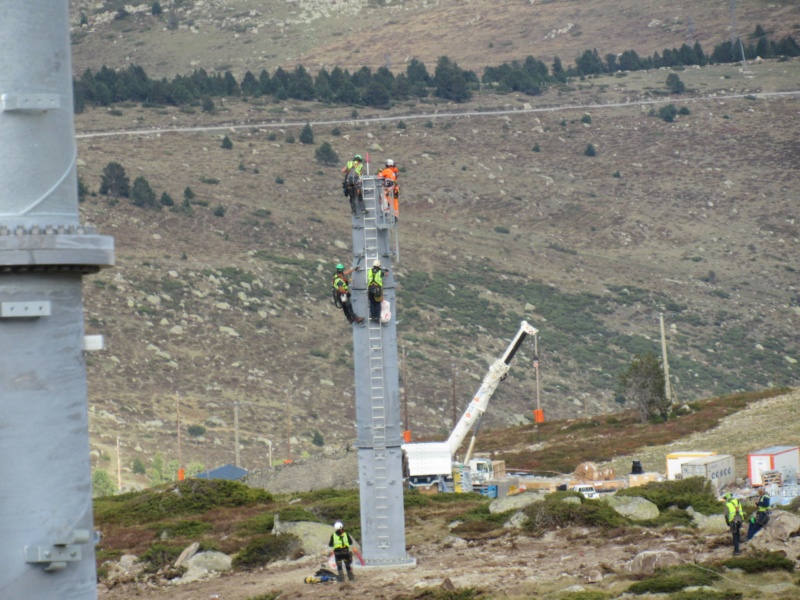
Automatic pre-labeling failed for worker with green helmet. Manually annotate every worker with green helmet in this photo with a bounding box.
[332,263,364,325]
[342,154,366,215]
[723,492,744,555]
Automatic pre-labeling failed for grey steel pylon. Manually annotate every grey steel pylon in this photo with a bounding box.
[348,175,413,566]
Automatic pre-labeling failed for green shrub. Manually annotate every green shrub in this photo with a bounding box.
[397,120,407,129]
[523,492,627,536]
[615,477,721,515]
[533,143,541,152]
[232,534,301,569]
[200,176,220,184]
[494,226,510,234]
[668,591,741,600]
[720,551,795,573]
[213,205,225,217]
[275,177,284,184]
[331,127,341,136]
[404,490,429,508]
[560,591,609,600]
[151,519,212,538]
[285,134,295,144]
[187,425,206,438]
[581,113,592,124]
[94,480,272,526]
[658,104,679,122]
[394,588,487,599]
[626,565,719,594]
[139,543,184,571]
[221,135,233,149]
[238,513,275,535]
[584,143,596,156]
[275,506,320,523]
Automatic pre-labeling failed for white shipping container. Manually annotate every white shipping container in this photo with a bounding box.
[681,454,735,491]
[747,446,800,486]
[665,451,717,480]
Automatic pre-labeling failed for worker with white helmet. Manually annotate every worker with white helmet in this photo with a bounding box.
[328,521,356,582]
[367,259,387,322]
[378,159,400,219]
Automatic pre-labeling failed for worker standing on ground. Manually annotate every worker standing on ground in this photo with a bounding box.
[378,159,399,218]
[724,492,744,555]
[328,521,356,582]
[746,487,771,541]
[332,264,364,325]
[342,154,365,215]
[367,259,387,322]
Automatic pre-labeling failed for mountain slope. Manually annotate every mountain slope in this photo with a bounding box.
[64,1,800,480]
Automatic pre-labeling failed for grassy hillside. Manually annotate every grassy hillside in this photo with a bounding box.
[66,0,800,482]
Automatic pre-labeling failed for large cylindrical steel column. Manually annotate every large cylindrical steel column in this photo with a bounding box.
[0,2,114,598]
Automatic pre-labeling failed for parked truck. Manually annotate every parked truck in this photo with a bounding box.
[402,321,538,497]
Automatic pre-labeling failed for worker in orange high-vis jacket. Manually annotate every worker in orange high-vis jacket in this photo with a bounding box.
[378,159,399,219]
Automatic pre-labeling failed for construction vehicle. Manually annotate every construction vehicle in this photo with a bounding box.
[402,321,538,497]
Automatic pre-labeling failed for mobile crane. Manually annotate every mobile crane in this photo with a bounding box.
[402,321,538,495]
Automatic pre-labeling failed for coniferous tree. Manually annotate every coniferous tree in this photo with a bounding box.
[92,469,117,498]
[434,56,472,103]
[221,135,233,149]
[315,141,339,166]
[299,123,314,144]
[99,162,130,197]
[618,351,668,423]
[131,176,157,208]
[666,73,685,94]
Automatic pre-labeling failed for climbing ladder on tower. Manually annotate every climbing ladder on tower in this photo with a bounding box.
[359,175,391,548]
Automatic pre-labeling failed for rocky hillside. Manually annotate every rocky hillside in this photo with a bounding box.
[63,0,800,484]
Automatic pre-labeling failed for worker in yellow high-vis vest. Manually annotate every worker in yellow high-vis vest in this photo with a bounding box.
[328,521,355,582]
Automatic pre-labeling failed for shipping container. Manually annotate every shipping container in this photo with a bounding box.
[747,446,800,486]
[665,451,717,480]
[681,454,735,492]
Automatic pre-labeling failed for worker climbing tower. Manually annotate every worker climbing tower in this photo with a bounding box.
[348,175,414,567]
[0,2,114,597]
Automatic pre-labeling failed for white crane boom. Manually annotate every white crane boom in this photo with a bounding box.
[446,321,537,456]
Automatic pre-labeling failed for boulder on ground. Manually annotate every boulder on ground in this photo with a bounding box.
[627,550,682,575]
[489,491,544,514]
[601,495,659,520]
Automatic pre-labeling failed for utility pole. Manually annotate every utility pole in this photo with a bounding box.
[451,364,458,429]
[534,333,542,442]
[534,333,541,415]
[659,313,673,405]
[234,401,241,468]
[176,393,182,472]
[116,436,122,492]
[402,346,410,441]
[285,390,292,463]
